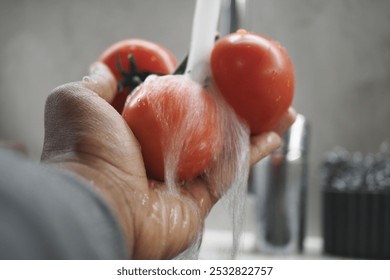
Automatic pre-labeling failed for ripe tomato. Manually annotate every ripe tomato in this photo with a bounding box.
[210,29,294,134]
[122,75,221,181]
[99,39,177,113]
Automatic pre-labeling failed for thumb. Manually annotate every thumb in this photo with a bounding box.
[250,132,281,166]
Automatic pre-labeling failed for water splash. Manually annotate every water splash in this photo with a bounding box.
[210,88,250,259]
[184,0,249,258]
[152,0,249,259]
[152,80,250,259]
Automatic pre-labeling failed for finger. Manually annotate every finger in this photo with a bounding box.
[250,131,281,166]
[131,181,205,259]
[150,178,214,219]
[183,179,215,217]
[273,107,297,136]
[82,62,117,103]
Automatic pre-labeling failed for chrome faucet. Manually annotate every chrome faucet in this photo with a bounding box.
[251,115,310,254]
[219,0,249,36]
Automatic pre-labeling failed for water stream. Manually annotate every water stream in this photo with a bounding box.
[177,0,249,259]
[168,0,251,259]
[170,84,250,259]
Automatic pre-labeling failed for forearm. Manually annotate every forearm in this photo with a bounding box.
[47,159,137,258]
[0,148,128,259]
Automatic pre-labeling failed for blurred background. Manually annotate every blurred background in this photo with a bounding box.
[1,0,389,244]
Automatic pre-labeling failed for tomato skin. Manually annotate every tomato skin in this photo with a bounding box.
[122,75,221,181]
[99,39,177,113]
[211,30,294,134]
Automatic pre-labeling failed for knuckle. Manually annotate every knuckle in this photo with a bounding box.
[50,82,81,97]
[47,82,83,107]
[46,82,99,114]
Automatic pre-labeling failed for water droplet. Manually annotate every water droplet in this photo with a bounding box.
[136,98,146,108]
[271,70,277,81]
[82,76,91,83]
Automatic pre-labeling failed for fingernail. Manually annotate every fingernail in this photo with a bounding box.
[82,75,96,85]
[88,62,105,78]
[266,132,282,154]
[267,132,281,146]
[289,107,298,119]
[82,62,105,86]
[82,62,116,99]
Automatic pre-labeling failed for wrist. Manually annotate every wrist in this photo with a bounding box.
[46,159,136,258]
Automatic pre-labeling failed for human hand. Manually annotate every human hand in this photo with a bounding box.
[41,62,296,259]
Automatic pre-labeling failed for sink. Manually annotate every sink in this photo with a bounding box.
[199,229,330,259]
[199,194,336,259]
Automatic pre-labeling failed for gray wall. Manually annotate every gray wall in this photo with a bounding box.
[1,0,389,237]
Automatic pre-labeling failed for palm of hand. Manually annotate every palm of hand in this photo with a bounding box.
[42,81,213,259]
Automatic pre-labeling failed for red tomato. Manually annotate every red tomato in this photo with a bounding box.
[99,39,177,113]
[122,75,221,181]
[210,29,294,134]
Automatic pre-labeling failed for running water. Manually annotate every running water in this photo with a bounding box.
[129,0,250,259]
[171,83,250,260]
[205,88,250,259]
[161,0,250,259]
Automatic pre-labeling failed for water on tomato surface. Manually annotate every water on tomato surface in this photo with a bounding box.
[147,75,250,259]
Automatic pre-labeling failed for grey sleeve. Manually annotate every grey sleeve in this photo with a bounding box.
[0,148,128,259]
